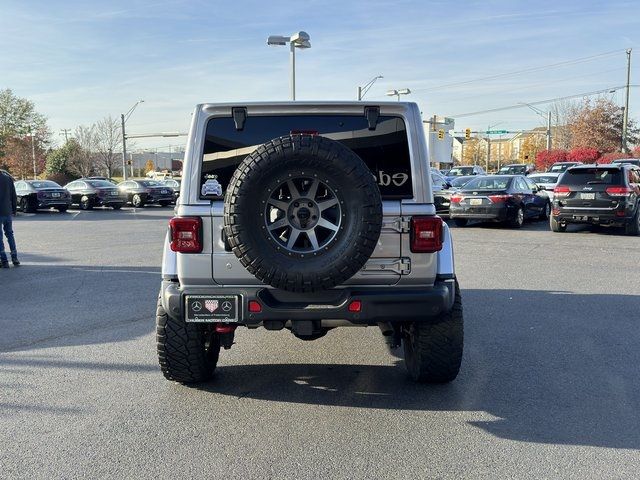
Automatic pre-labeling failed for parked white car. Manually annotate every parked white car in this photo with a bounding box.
[528,172,560,200]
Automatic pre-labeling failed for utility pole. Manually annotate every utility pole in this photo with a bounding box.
[60,129,72,142]
[546,110,552,150]
[486,128,491,172]
[30,127,37,180]
[121,113,128,180]
[622,48,632,152]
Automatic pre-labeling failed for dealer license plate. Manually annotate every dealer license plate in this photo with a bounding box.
[469,198,483,206]
[185,295,239,323]
[580,193,595,200]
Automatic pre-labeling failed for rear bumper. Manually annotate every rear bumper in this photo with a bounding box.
[37,199,72,208]
[450,204,511,221]
[160,278,457,326]
[553,209,632,226]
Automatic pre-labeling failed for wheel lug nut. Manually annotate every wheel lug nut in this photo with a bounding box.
[294,202,299,207]
[308,202,313,207]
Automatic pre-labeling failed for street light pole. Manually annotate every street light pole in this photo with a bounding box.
[520,102,552,151]
[385,88,411,101]
[267,32,311,101]
[357,75,383,101]
[121,113,127,180]
[622,48,632,152]
[120,100,144,180]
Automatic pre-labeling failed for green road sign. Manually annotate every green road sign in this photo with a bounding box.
[486,130,508,134]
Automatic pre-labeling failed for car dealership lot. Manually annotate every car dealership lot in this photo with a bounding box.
[1,209,639,479]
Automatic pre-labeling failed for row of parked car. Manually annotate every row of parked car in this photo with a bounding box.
[432,158,640,234]
[13,177,181,213]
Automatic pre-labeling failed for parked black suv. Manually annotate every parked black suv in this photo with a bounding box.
[550,164,640,234]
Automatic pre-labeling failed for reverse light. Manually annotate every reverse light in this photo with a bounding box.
[410,216,443,253]
[169,217,202,253]
[605,186,632,197]
[554,185,571,198]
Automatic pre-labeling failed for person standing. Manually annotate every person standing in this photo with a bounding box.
[0,171,20,268]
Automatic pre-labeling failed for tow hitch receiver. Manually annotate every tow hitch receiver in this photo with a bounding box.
[215,324,236,349]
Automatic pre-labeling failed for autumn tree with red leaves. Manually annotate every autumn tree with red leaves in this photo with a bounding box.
[535,149,567,171]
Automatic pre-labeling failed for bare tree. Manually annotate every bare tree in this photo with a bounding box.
[94,115,122,178]
[69,124,97,177]
[550,99,578,150]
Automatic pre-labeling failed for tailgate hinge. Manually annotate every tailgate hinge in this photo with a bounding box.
[382,216,411,233]
[361,257,411,275]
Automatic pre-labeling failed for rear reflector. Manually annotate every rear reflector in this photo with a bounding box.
[348,300,362,313]
[248,300,262,313]
[554,185,571,197]
[410,216,443,253]
[169,217,202,253]
[606,186,632,197]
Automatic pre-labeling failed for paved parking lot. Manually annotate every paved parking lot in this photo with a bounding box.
[1,208,639,479]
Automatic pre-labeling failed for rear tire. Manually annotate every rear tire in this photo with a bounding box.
[56,206,68,213]
[624,207,640,236]
[132,194,145,208]
[156,295,220,383]
[454,218,468,227]
[509,206,524,228]
[21,197,34,213]
[403,280,463,383]
[550,216,567,232]
[80,196,93,210]
[539,202,551,221]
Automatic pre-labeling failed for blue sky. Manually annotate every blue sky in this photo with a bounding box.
[1,0,638,150]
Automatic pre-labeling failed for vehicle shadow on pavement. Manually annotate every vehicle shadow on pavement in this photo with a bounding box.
[199,288,640,450]
[14,209,172,222]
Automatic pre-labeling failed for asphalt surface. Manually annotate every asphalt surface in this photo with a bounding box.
[1,207,639,479]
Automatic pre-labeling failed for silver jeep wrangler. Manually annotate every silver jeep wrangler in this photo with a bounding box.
[157,101,463,384]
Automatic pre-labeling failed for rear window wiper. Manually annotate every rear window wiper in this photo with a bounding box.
[586,180,605,184]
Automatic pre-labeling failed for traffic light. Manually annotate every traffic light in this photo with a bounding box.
[437,129,445,140]
[465,128,471,139]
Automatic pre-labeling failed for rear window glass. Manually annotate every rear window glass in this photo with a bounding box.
[448,167,473,176]
[87,180,113,187]
[31,181,60,188]
[201,115,413,199]
[140,180,161,187]
[462,176,511,190]
[529,175,558,184]
[561,168,622,186]
[498,165,526,174]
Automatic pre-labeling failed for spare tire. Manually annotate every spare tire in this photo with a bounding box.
[224,134,382,292]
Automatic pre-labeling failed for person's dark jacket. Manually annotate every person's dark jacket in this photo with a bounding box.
[0,172,17,216]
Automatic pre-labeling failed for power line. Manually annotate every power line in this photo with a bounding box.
[403,49,627,94]
[449,85,639,118]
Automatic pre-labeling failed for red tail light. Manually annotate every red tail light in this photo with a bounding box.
[488,194,511,203]
[248,300,262,313]
[605,186,632,197]
[169,217,202,253]
[450,195,462,204]
[554,185,571,198]
[410,216,443,253]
